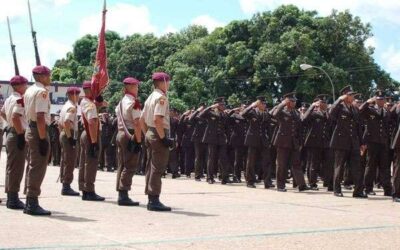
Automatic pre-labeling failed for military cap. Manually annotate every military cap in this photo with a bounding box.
[152,72,170,82]
[10,75,28,86]
[32,65,51,75]
[301,102,310,108]
[123,77,140,85]
[386,96,394,103]
[315,94,329,103]
[375,89,385,100]
[353,93,363,102]
[340,85,355,95]
[213,97,225,104]
[67,86,81,95]
[283,92,297,101]
[256,96,266,102]
[82,80,92,89]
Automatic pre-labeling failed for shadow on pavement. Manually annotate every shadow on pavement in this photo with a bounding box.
[49,211,97,222]
[170,208,218,217]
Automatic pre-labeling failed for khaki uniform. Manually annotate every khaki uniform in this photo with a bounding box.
[24,82,51,197]
[141,89,170,196]
[115,94,141,191]
[2,92,28,193]
[78,97,99,192]
[59,100,78,185]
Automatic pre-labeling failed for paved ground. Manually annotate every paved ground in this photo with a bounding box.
[0,152,399,250]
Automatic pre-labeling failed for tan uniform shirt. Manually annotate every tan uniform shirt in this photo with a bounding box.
[115,94,141,130]
[1,91,28,129]
[80,97,98,121]
[24,82,51,125]
[59,100,78,134]
[141,89,170,129]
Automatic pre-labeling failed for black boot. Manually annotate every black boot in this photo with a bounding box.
[61,184,80,196]
[82,191,105,201]
[393,197,400,203]
[353,192,368,198]
[7,192,25,210]
[118,190,139,206]
[147,195,171,212]
[221,178,232,185]
[23,197,51,216]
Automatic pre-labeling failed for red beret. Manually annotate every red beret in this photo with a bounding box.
[82,80,92,89]
[10,75,28,86]
[152,72,170,82]
[123,77,140,85]
[67,86,81,94]
[32,65,51,75]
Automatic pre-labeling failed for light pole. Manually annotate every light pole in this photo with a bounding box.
[300,64,335,101]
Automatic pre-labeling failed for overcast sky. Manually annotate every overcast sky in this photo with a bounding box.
[1,0,399,82]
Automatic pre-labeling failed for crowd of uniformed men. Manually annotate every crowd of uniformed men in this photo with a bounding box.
[1,65,400,216]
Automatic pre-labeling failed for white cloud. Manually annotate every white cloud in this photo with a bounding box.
[382,45,400,80]
[191,15,225,32]
[162,24,178,35]
[239,0,400,24]
[365,37,378,49]
[79,3,157,36]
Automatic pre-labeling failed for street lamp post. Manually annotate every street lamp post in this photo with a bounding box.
[300,64,335,101]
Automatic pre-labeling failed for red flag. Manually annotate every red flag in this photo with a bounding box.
[91,1,109,99]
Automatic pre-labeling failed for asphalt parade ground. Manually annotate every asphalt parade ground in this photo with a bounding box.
[0,152,399,250]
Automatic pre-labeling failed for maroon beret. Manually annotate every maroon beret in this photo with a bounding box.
[32,65,51,75]
[10,75,28,86]
[123,77,140,85]
[82,80,92,89]
[152,72,170,82]
[67,86,81,95]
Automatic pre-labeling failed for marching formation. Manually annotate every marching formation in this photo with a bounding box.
[1,66,400,216]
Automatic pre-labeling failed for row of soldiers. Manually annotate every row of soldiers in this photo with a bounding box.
[2,66,400,216]
[1,67,173,215]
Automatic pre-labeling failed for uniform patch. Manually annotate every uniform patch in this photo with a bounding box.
[159,97,166,105]
[41,91,48,99]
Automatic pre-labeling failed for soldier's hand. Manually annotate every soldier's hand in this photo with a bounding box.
[161,137,174,148]
[17,133,25,150]
[88,143,99,158]
[68,137,76,147]
[367,97,375,104]
[251,101,259,108]
[211,104,219,109]
[38,138,49,156]
[339,95,347,101]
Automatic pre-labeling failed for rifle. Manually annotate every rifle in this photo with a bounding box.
[7,17,19,75]
[28,0,41,66]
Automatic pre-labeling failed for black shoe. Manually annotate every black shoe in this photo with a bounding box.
[334,192,344,197]
[233,177,242,183]
[384,190,393,197]
[310,185,319,191]
[6,193,25,210]
[327,186,334,192]
[195,177,201,182]
[186,174,191,178]
[106,167,114,172]
[61,184,80,196]
[298,185,311,192]
[353,192,368,199]
[264,183,275,189]
[23,197,51,216]
[247,183,256,188]
[118,191,139,206]
[366,191,376,196]
[221,178,232,185]
[82,191,105,201]
[277,188,287,192]
[343,185,353,190]
[172,173,181,179]
[207,179,215,184]
[147,195,171,212]
[393,197,400,203]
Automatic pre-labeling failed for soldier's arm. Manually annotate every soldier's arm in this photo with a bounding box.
[240,104,255,119]
[272,102,286,119]
[37,112,47,139]
[139,116,148,134]
[329,98,344,120]
[154,115,166,139]
[302,104,316,123]
[88,117,99,143]
[198,106,213,119]
[63,107,76,138]
[11,113,24,134]
[0,106,6,120]
[133,118,142,143]
[188,110,200,123]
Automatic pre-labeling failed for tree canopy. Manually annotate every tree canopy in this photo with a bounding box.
[52,5,399,112]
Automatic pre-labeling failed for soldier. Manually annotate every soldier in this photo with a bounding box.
[23,65,52,215]
[228,104,247,183]
[390,101,400,202]
[140,72,173,211]
[1,75,28,209]
[272,93,309,192]
[241,97,272,188]
[359,90,392,196]
[168,108,180,178]
[199,97,231,185]
[115,77,142,206]
[58,87,81,196]
[49,113,61,166]
[180,110,195,178]
[302,95,332,191]
[188,103,208,181]
[99,112,115,172]
[330,86,367,198]
[78,81,105,201]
